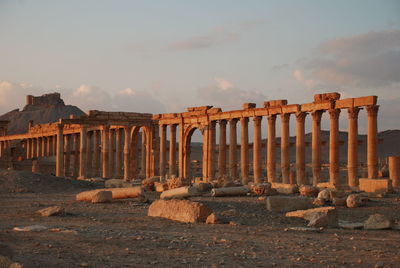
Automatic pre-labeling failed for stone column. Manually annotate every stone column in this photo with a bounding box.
[229,119,238,180]
[64,134,71,177]
[37,137,42,158]
[311,110,323,185]
[26,139,32,159]
[347,107,360,187]
[208,121,216,180]
[367,105,379,179]
[123,126,132,181]
[140,132,146,178]
[47,136,52,156]
[101,125,110,178]
[329,109,341,187]
[267,114,277,183]
[86,131,93,178]
[42,137,48,157]
[56,124,64,177]
[53,135,57,156]
[80,126,88,178]
[253,116,262,184]
[240,117,249,184]
[114,128,122,178]
[93,130,100,177]
[169,124,177,177]
[296,112,307,185]
[159,125,167,179]
[109,129,115,178]
[218,120,227,178]
[32,138,37,158]
[388,156,400,188]
[281,113,290,184]
[73,133,80,177]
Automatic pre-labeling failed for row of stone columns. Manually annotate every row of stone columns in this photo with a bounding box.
[54,125,147,180]
[160,105,379,187]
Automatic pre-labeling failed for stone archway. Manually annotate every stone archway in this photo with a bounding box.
[182,124,205,179]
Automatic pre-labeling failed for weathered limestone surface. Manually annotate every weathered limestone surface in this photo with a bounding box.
[91,191,112,203]
[76,187,143,201]
[36,206,65,217]
[160,186,199,199]
[364,214,391,230]
[266,196,313,212]
[148,199,213,223]
[359,178,392,193]
[388,156,400,188]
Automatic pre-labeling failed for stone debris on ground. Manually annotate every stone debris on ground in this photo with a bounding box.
[13,225,48,232]
[299,185,319,197]
[91,190,112,203]
[160,186,199,199]
[147,199,213,223]
[36,206,65,217]
[364,214,391,230]
[76,187,143,201]
[154,182,168,192]
[192,182,213,193]
[0,255,23,268]
[206,213,224,224]
[346,194,364,208]
[266,196,313,212]
[251,183,277,196]
[317,189,332,202]
[211,186,250,197]
[338,221,364,229]
[271,183,299,195]
[285,207,338,228]
[105,179,133,188]
[166,176,189,190]
[141,177,160,191]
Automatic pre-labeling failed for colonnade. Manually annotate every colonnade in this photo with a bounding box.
[158,94,380,187]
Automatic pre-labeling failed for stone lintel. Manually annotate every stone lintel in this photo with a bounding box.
[187,106,213,112]
[359,178,392,193]
[301,102,333,112]
[264,99,288,108]
[243,103,256,109]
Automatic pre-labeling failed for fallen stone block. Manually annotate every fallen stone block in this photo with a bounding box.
[160,186,199,199]
[154,182,168,192]
[91,191,112,203]
[105,179,133,188]
[346,194,363,208]
[251,183,276,195]
[166,176,189,190]
[299,185,319,197]
[339,221,364,229]
[285,206,336,219]
[266,196,313,212]
[148,199,213,223]
[286,207,338,228]
[332,197,347,206]
[211,186,250,197]
[317,189,332,201]
[364,214,391,230]
[359,178,392,193]
[192,182,213,193]
[76,187,143,201]
[36,206,65,217]
[206,213,224,224]
[0,256,13,268]
[271,183,298,195]
[142,177,160,191]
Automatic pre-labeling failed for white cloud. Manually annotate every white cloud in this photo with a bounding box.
[292,69,315,88]
[215,77,234,90]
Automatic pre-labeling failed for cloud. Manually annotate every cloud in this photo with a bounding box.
[169,28,238,51]
[295,29,400,89]
[292,69,315,89]
[169,19,265,51]
[113,87,166,113]
[196,77,267,110]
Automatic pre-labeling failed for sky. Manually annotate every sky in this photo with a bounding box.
[0,0,399,137]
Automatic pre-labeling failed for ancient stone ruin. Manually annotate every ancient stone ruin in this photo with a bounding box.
[0,92,398,189]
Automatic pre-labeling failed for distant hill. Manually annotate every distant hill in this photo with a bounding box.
[0,93,85,134]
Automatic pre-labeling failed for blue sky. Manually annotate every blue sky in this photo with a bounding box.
[0,0,399,134]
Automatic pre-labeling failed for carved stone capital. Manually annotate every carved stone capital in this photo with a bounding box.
[280,113,290,123]
[295,112,307,123]
[366,105,379,117]
[311,110,323,122]
[347,107,361,120]
[329,109,341,120]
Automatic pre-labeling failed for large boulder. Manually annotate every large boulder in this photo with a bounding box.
[148,199,213,223]
[266,196,313,212]
[364,214,391,230]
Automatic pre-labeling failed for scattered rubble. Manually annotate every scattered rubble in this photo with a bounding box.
[36,206,65,217]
